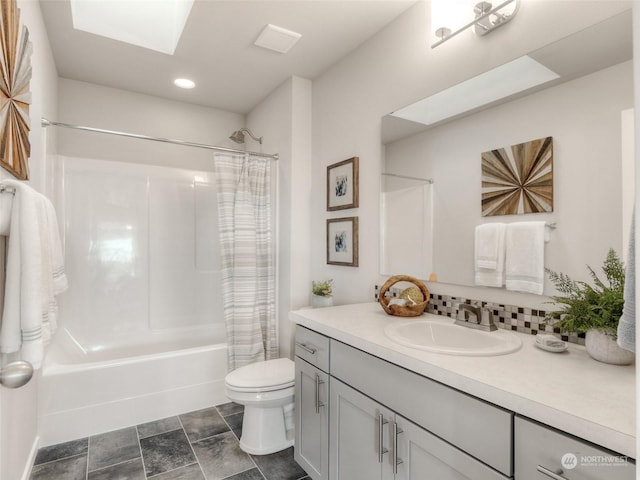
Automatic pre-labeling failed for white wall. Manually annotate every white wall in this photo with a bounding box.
[385,61,632,297]
[311,0,632,306]
[247,76,313,359]
[57,79,245,171]
[1,1,59,479]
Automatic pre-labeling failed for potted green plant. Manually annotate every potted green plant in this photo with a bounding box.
[545,248,633,365]
[311,279,334,308]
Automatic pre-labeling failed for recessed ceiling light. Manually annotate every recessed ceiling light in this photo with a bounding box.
[254,24,302,54]
[174,78,195,89]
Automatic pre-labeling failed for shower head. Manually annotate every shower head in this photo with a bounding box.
[229,128,263,145]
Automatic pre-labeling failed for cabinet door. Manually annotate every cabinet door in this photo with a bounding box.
[295,358,329,480]
[330,378,394,480]
[515,416,635,480]
[394,416,509,480]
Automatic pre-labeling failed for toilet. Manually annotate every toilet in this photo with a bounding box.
[224,357,295,455]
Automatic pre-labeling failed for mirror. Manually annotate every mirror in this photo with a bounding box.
[380,10,634,291]
[380,173,433,279]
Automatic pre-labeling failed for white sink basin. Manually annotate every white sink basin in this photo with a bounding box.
[384,319,522,356]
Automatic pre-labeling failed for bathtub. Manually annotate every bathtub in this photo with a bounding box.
[38,326,229,447]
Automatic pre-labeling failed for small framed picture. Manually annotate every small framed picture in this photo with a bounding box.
[327,217,359,267]
[327,157,359,211]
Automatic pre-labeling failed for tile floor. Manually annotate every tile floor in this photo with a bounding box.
[29,402,309,480]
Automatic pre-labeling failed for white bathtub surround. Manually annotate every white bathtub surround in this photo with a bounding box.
[59,156,224,345]
[0,180,67,369]
[215,153,277,371]
[290,303,635,457]
[39,327,228,447]
[41,157,231,445]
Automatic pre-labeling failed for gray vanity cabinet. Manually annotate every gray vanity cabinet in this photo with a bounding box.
[294,323,634,480]
[330,377,509,480]
[294,327,330,480]
[330,377,394,480]
[515,416,635,480]
[330,339,513,476]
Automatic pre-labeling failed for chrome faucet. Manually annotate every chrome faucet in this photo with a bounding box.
[455,303,498,332]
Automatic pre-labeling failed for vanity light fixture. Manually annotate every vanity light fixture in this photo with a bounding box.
[431,0,519,48]
[174,78,195,89]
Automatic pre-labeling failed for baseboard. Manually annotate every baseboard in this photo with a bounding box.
[21,435,40,480]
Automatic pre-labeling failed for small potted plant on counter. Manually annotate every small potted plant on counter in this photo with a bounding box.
[311,279,334,308]
[545,248,634,365]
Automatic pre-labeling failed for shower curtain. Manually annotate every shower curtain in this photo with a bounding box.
[215,152,277,371]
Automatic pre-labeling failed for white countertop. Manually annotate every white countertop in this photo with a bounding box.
[290,303,636,458]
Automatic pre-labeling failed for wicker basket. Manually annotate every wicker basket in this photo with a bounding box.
[379,275,430,317]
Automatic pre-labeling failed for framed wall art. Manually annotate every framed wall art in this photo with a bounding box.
[0,0,32,180]
[481,136,553,217]
[327,156,359,211]
[327,216,359,267]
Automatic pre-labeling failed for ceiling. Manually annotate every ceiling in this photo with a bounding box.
[39,0,417,115]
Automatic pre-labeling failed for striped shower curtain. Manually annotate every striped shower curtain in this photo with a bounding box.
[215,153,277,371]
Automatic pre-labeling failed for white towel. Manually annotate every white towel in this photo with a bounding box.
[0,180,68,369]
[0,191,13,235]
[474,223,506,287]
[617,212,635,352]
[505,221,546,295]
[38,194,67,345]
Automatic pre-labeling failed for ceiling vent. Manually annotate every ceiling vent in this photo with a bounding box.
[254,24,301,54]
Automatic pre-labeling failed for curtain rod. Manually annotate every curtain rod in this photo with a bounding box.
[41,118,279,160]
[382,172,434,184]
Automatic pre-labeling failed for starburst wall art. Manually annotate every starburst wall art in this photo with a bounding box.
[0,0,32,180]
[481,136,553,217]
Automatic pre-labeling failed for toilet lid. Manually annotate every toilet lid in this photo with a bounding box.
[225,358,295,391]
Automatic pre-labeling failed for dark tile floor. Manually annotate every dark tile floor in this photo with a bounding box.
[30,402,308,480]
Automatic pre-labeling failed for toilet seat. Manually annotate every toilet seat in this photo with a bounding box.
[225,357,294,393]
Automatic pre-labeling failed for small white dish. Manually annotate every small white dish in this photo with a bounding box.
[535,334,568,353]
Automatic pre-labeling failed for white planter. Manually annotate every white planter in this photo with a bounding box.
[311,294,333,308]
[585,329,634,365]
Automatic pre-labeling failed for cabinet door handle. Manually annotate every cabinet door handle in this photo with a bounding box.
[314,374,325,414]
[537,465,569,480]
[393,421,404,474]
[378,414,389,463]
[296,342,317,355]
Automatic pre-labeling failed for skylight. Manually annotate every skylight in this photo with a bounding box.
[70,0,195,55]
[391,56,560,126]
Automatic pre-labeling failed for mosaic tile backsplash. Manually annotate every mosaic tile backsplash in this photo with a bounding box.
[374,285,586,346]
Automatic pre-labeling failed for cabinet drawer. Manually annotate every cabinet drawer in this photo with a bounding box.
[515,416,635,480]
[330,340,513,476]
[295,326,330,372]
